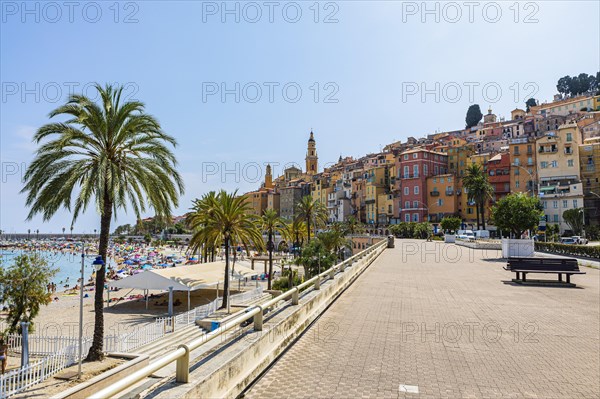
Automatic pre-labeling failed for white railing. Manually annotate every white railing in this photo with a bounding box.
[0,337,92,399]
[91,240,387,399]
[0,287,263,398]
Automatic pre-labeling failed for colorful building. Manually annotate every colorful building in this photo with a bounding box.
[579,137,600,226]
[537,123,584,232]
[426,174,458,222]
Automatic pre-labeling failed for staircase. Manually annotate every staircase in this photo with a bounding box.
[134,324,207,360]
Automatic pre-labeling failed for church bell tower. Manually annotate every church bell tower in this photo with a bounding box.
[305,131,318,175]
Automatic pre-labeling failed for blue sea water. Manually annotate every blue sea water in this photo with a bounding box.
[0,249,97,289]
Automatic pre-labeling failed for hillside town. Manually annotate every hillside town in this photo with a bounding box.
[239,94,600,235]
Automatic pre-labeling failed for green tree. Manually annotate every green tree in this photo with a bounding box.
[562,208,584,235]
[440,216,462,233]
[342,216,362,235]
[557,76,572,96]
[296,196,328,242]
[187,190,264,309]
[318,229,350,260]
[21,84,184,360]
[297,238,336,279]
[0,254,57,333]
[463,164,494,230]
[288,217,307,257]
[260,209,286,290]
[525,98,538,113]
[465,104,483,128]
[491,193,543,238]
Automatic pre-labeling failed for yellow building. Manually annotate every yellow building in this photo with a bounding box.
[365,165,390,225]
[267,191,280,215]
[427,174,458,222]
[509,138,536,194]
[579,137,600,226]
[243,190,268,216]
[377,192,394,225]
[530,95,600,117]
[537,123,584,232]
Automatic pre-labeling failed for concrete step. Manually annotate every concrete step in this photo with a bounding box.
[134,324,203,358]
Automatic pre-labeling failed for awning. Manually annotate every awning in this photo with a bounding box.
[108,261,259,291]
[540,186,556,192]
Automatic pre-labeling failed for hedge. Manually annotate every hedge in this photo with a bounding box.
[534,241,600,259]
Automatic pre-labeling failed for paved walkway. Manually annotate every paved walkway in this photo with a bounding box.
[245,240,600,399]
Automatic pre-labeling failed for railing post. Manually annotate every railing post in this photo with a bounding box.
[314,276,320,290]
[329,268,335,279]
[340,261,346,272]
[254,306,264,331]
[292,288,299,305]
[176,344,190,383]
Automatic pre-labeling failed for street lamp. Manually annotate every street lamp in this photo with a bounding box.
[511,163,537,196]
[78,254,104,379]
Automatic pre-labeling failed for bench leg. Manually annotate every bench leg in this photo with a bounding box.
[558,273,562,282]
[522,273,526,282]
[567,274,571,284]
[514,271,519,280]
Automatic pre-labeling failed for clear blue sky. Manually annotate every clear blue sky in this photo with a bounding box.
[1,1,599,233]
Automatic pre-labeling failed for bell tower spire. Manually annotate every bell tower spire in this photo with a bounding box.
[305,130,318,175]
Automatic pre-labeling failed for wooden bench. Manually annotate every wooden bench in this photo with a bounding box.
[504,257,585,286]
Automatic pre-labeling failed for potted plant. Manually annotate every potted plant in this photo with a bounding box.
[492,193,543,258]
[440,216,461,243]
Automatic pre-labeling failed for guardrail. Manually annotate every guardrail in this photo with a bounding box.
[90,240,386,399]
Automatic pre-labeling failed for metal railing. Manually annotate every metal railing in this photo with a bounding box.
[90,240,387,399]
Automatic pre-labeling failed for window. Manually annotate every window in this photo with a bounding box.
[414,186,419,194]
[405,213,410,222]
[437,199,443,206]
[413,153,418,159]
[566,133,572,142]
[434,165,438,175]
[440,177,445,183]
[563,200,568,208]
[553,201,558,209]
[404,187,409,195]
[403,166,409,178]
[413,165,419,177]
[433,177,437,183]
[567,159,574,167]
[573,199,578,208]
[413,201,419,208]
[516,180,520,188]
[448,176,452,183]
[551,160,558,168]
[424,164,428,175]
[514,169,520,176]
[404,154,408,160]
[514,158,520,166]
[405,201,410,208]
[541,161,548,168]
[553,214,559,222]
[413,213,419,222]
[424,152,428,158]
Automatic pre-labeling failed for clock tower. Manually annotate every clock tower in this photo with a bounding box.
[305,131,318,175]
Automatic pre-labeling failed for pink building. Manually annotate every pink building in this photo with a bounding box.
[394,148,448,222]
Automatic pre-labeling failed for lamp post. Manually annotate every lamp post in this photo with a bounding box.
[511,163,537,196]
[78,254,104,379]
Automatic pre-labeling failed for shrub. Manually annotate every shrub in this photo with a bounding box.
[535,241,600,259]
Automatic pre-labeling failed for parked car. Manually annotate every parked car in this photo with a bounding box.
[457,230,475,241]
[571,236,588,245]
[560,238,577,245]
[474,230,490,239]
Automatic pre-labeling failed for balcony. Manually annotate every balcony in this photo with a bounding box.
[445,190,454,196]
[564,148,573,155]
[430,191,440,197]
[539,148,558,153]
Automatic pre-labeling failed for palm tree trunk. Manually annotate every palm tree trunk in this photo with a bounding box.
[474,203,480,230]
[306,215,311,243]
[268,230,273,290]
[221,237,230,309]
[86,193,112,361]
[480,202,486,230]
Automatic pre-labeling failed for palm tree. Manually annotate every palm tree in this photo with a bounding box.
[286,217,307,257]
[343,216,362,235]
[296,196,328,242]
[463,163,494,230]
[318,229,350,261]
[21,84,184,361]
[260,209,286,290]
[187,190,263,310]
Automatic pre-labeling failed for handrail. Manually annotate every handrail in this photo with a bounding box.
[90,239,386,399]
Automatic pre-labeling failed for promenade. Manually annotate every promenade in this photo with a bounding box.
[245,240,600,398]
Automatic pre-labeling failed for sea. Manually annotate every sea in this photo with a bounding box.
[0,249,98,290]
